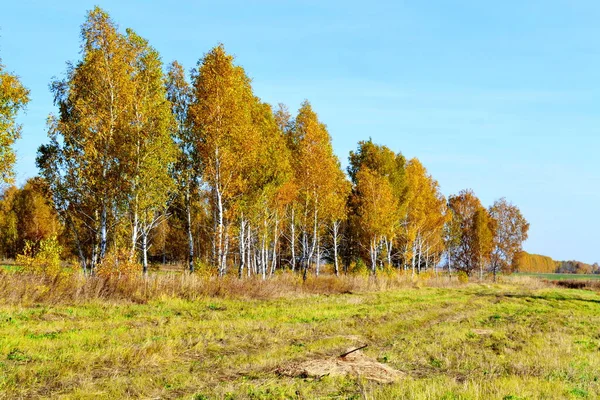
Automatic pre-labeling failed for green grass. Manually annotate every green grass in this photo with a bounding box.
[0,264,22,273]
[0,284,599,399]
[515,272,600,281]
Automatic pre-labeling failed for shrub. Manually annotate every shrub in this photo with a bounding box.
[16,236,66,277]
[348,259,370,277]
[97,247,140,279]
[381,263,397,278]
[194,258,218,277]
[457,271,469,284]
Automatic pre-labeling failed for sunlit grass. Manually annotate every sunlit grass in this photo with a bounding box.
[0,280,598,399]
[515,272,600,281]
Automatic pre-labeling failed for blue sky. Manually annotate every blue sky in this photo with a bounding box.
[1,0,599,263]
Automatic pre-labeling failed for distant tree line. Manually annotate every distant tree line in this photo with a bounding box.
[1,8,532,278]
[515,252,599,275]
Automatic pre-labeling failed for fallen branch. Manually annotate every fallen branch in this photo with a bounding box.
[339,344,368,358]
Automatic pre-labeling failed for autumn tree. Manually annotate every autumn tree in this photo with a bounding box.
[288,101,345,279]
[235,99,293,279]
[471,207,495,279]
[0,185,18,258]
[0,56,30,185]
[353,168,398,273]
[166,60,197,272]
[402,159,448,274]
[38,7,173,273]
[0,178,62,259]
[189,44,258,276]
[125,30,176,274]
[488,198,529,280]
[446,189,487,276]
[348,140,406,268]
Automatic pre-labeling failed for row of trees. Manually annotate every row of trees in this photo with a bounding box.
[515,252,599,275]
[2,8,530,278]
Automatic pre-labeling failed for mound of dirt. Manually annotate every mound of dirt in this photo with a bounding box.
[277,349,403,384]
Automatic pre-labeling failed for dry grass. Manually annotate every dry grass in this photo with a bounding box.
[0,269,476,305]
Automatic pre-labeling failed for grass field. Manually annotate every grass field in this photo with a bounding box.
[0,279,599,399]
[514,272,600,281]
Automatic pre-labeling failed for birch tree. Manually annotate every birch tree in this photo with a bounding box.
[166,61,197,272]
[402,158,448,274]
[489,198,529,280]
[353,167,397,274]
[447,189,486,276]
[0,56,29,185]
[37,7,136,272]
[125,31,176,274]
[189,44,257,276]
[348,140,406,268]
[289,101,344,279]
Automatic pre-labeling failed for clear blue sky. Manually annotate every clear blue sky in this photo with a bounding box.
[1,1,599,263]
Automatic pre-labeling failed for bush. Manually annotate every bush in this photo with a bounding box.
[97,247,140,279]
[348,259,370,276]
[457,271,469,284]
[16,236,67,277]
[194,258,218,277]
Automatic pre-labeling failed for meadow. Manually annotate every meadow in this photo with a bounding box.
[0,273,599,399]
[514,272,600,281]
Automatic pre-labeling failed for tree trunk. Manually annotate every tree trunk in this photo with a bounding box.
[411,241,416,277]
[370,237,378,275]
[270,216,278,276]
[384,236,392,267]
[290,208,296,272]
[417,235,423,274]
[216,186,225,276]
[261,227,267,280]
[185,187,194,272]
[239,217,245,279]
[480,256,483,280]
[222,226,229,276]
[332,221,340,276]
[304,201,318,281]
[142,232,148,275]
[130,207,138,261]
[247,225,252,277]
[99,203,108,263]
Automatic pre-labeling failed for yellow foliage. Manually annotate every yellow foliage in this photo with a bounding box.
[193,259,218,278]
[97,248,140,279]
[16,236,66,277]
[457,271,469,284]
[348,259,370,277]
